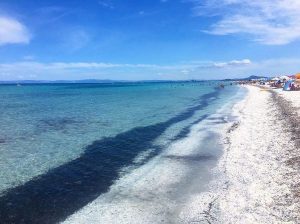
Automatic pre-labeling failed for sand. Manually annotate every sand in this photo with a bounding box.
[219,86,300,223]
[276,90,300,115]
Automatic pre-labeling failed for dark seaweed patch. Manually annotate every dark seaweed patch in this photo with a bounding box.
[37,118,80,132]
[163,154,215,162]
[0,90,221,224]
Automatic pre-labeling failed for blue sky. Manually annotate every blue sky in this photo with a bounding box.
[1,0,300,80]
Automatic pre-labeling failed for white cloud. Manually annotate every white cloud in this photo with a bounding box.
[0,59,253,80]
[98,0,114,9]
[0,59,251,71]
[190,0,300,45]
[0,57,291,80]
[212,59,251,68]
[64,30,90,51]
[0,16,31,46]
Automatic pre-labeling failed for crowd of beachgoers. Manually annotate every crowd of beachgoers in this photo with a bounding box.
[237,73,300,91]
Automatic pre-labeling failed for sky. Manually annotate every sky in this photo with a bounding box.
[0,0,300,80]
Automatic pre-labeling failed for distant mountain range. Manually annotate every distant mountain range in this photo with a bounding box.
[222,75,269,81]
[0,79,203,84]
[0,79,122,84]
[0,76,269,84]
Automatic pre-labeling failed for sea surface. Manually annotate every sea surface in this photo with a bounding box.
[0,82,245,223]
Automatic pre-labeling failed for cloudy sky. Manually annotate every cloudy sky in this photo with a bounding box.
[1,0,300,80]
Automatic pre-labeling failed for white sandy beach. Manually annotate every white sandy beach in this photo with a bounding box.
[277,90,300,115]
[219,86,300,223]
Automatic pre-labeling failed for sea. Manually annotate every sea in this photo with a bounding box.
[0,82,246,223]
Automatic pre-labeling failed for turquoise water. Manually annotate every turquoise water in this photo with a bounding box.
[0,82,244,223]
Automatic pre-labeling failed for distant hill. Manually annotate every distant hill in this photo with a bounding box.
[0,79,205,84]
[0,79,119,84]
[0,77,269,84]
[222,75,269,81]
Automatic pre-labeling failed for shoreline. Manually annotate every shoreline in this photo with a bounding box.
[218,85,300,223]
[61,87,243,224]
[4,84,297,223]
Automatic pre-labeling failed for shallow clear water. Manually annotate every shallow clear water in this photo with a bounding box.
[0,82,245,223]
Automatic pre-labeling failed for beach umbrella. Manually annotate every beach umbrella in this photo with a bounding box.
[271,77,279,81]
[295,73,300,79]
[279,75,290,80]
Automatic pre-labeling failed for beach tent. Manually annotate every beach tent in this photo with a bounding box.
[295,73,300,79]
[283,80,293,91]
[271,77,280,81]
